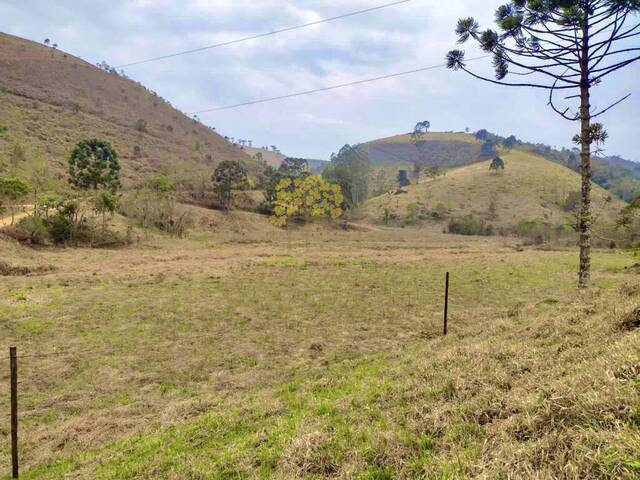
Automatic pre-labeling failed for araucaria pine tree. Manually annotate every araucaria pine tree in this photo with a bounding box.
[446,1,640,288]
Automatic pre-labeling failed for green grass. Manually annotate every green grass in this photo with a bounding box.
[0,231,639,478]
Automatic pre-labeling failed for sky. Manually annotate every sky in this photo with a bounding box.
[2,0,639,161]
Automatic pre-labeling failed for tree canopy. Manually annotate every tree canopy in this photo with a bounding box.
[68,139,121,192]
[490,157,506,171]
[411,120,431,144]
[326,144,370,206]
[212,160,248,210]
[270,176,344,227]
[279,157,310,178]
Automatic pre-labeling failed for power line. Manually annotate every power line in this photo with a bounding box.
[116,0,412,69]
[190,56,490,115]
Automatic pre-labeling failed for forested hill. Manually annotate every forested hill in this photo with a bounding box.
[0,32,255,186]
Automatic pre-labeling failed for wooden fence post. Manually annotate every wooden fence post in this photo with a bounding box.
[10,346,18,479]
[443,272,450,336]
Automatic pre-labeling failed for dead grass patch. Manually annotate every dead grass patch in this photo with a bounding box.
[0,260,55,276]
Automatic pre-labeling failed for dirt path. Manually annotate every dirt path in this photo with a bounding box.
[0,205,33,228]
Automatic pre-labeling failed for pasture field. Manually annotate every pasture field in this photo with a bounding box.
[0,223,639,479]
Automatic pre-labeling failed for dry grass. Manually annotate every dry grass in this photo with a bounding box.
[370,132,481,145]
[363,149,624,234]
[0,214,637,478]
[0,33,253,184]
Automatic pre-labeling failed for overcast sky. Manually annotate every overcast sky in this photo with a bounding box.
[2,0,639,161]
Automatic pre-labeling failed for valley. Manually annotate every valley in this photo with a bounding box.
[1,2,640,478]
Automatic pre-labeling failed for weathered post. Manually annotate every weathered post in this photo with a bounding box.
[10,347,18,479]
[443,272,450,336]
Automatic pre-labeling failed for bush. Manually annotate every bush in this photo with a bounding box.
[447,215,494,236]
[134,119,147,132]
[8,215,51,245]
[6,196,129,247]
[514,219,553,245]
[120,190,192,237]
[405,203,422,225]
[48,212,75,243]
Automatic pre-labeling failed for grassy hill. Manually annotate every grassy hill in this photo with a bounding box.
[244,147,328,172]
[362,149,624,236]
[245,146,287,168]
[362,132,483,168]
[0,33,253,186]
[361,130,640,202]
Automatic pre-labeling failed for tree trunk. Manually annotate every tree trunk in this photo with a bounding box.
[578,20,592,289]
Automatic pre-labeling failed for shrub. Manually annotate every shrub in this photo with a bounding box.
[9,215,51,245]
[134,119,147,133]
[405,203,422,225]
[447,215,494,236]
[381,208,398,225]
[7,201,127,247]
[514,219,553,245]
[48,212,75,243]
[11,144,27,164]
[120,190,192,237]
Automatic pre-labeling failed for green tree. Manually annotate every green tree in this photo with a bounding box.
[145,175,174,195]
[212,160,248,210]
[92,191,118,230]
[0,177,30,225]
[68,139,121,192]
[489,157,505,172]
[446,1,640,288]
[502,135,519,150]
[279,157,310,178]
[412,162,423,183]
[475,129,490,141]
[322,163,353,208]
[410,120,431,143]
[397,170,410,188]
[480,139,498,159]
[411,121,431,170]
[328,144,370,206]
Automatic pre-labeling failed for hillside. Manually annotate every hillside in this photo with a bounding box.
[362,149,625,234]
[0,33,253,186]
[362,132,483,168]
[244,147,328,171]
[245,146,286,168]
[361,130,640,202]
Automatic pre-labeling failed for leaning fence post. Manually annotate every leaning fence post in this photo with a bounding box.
[10,346,18,479]
[443,272,450,336]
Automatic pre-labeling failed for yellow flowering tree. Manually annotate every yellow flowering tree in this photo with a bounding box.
[270,176,344,227]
